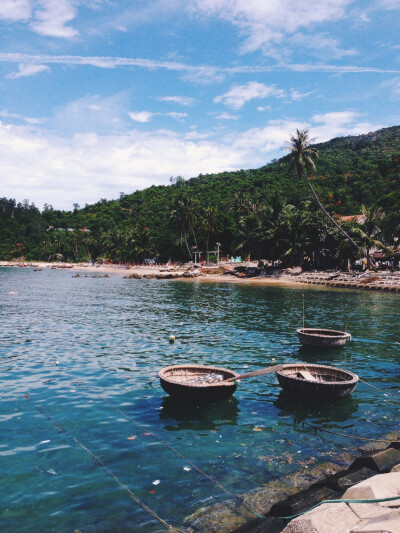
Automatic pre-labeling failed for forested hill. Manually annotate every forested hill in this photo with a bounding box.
[1,125,399,263]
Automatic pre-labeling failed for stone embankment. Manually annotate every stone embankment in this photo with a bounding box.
[222,265,400,291]
[183,440,400,533]
[285,270,400,292]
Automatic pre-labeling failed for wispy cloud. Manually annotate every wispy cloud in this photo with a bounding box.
[1,53,400,77]
[215,112,239,120]
[0,110,385,210]
[187,0,353,56]
[30,0,78,38]
[214,82,285,109]
[157,96,197,106]
[0,0,31,21]
[6,63,49,79]
[129,111,188,122]
[381,76,400,96]
[0,109,43,124]
[0,0,78,38]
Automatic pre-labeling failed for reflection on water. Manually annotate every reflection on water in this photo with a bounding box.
[274,391,360,423]
[0,268,399,532]
[159,396,240,431]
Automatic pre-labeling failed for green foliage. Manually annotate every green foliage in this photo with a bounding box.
[1,125,399,265]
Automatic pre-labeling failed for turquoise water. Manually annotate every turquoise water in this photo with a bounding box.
[1,268,399,532]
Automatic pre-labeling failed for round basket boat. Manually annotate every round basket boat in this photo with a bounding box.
[158,364,240,402]
[296,328,351,348]
[276,363,358,400]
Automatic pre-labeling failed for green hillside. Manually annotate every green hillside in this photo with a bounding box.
[1,125,399,266]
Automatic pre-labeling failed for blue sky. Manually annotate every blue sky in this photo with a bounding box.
[0,0,399,210]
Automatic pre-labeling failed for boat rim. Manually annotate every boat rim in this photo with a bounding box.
[296,327,351,338]
[158,364,240,388]
[277,363,359,385]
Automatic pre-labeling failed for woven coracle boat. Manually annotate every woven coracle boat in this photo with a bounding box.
[158,364,240,402]
[296,328,351,347]
[276,363,359,400]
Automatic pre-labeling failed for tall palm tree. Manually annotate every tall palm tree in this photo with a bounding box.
[352,205,386,270]
[286,129,360,250]
[201,207,218,255]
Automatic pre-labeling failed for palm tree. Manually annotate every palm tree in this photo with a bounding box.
[201,207,218,256]
[286,129,360,251]
[352,205,386,270]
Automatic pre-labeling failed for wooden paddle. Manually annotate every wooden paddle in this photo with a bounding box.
[225,364,284,382]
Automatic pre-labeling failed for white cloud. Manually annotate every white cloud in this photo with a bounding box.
[0,110,42,124]
[157,96,197,106]
[289,89,313,101]
[376,0,400,9]
[290,32,357,59]
[381,77,400,96]
[6,63,49,79]
[0,112,385,210]
[129,111,154,123]
[214,82,285,109]
[165,112,188,121]
[1,53,400,77]
[215,112,239,120]
[129,111,188,123]
[257,106,271,112]
[31,0,78,38]
[310,111,385,141]
[0,0,31,21]
[187,0,353,55]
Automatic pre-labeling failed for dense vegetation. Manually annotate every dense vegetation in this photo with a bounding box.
[1,125,400,268]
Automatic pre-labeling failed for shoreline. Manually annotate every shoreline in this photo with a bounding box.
[2,261,400,292]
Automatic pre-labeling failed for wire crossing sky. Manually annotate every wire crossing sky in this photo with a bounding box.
[0,0,399,210]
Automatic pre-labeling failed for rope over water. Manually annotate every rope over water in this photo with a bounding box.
[100,395,265,520]
[25,396,186,533]
[293,418,396,443]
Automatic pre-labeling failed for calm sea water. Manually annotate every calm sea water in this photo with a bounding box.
[1,268,399,532]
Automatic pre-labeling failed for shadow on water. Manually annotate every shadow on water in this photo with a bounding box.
[159,395,240,431]
[296,344,354,365]
[273,390,360,423]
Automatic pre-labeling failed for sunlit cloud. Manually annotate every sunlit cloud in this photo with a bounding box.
[0,53,399,77]
[157,96,197,106]
[0,112,386,210]
[215,112,239,120]
[6,63,49,79]
[0,0,31,21]
[129,111,188,122]
[214,82,285,109]
[187,0,353,56]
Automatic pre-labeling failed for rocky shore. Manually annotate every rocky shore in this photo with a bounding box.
[2,261,400,292]
[183,435,400,533]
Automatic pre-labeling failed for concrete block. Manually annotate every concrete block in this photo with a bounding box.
[350,448,400,473]
[348,509,400,532]
[281,502,362,533]
[312,467,376,492]
[342,472,400,507]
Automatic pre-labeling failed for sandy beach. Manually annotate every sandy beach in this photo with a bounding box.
[2,261,400,292]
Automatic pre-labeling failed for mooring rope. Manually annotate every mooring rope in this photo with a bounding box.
[24,396,186,533]
[100,394,265,520]
[359,378,400,399]
[280,494,400,520]
[293,418,396,443]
